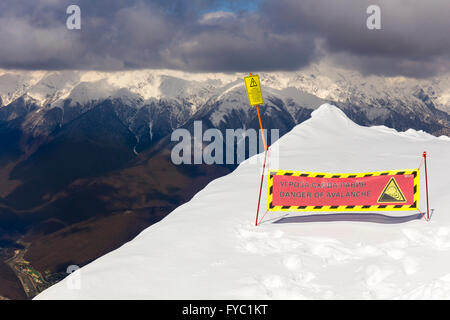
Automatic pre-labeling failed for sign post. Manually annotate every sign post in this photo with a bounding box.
[423,152,430,220]
[244,73,269,226]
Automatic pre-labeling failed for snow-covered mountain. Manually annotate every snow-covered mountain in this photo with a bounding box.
[1,63,449,148]
[35,104,450,299]
[1,63,450,113]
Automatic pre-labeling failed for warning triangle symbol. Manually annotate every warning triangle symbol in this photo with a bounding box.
[250,78,258,87]
[377,177,406,203]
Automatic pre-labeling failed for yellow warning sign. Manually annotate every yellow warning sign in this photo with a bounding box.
[377,177,406,203]
[244,74,264,106]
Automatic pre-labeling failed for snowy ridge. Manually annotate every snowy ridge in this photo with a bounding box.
[36,104,450,299]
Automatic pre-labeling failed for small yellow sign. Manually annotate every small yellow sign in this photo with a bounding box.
[377,177,407,203]
[244,74,263,106]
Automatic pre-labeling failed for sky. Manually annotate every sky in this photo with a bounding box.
[0,0,449,78]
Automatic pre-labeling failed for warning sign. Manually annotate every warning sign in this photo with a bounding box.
[244,74,264,106]
[378,177,406,203]
[267,169,419,212]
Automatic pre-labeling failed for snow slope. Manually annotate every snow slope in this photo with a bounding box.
[36,104,450,299]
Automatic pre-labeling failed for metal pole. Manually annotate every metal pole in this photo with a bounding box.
[255,148,268,226]
[249,72,269,226]
[423,151,430,221]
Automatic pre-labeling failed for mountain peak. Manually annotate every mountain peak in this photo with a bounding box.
[311,103,350,121]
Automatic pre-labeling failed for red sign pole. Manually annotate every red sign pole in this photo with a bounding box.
[423,151,430,221]
[249,73,269,226]
[255,148,268,226]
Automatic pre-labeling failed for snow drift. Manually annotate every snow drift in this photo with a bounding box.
[36,104,450,299]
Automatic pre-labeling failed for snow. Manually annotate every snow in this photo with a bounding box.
[64,80,115,106]
[0,73,33,106]
[209,86,250,126]
[35,103,450,300]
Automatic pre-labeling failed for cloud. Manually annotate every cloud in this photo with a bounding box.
[164,12,319,72]
[0,0,448,78]
[261,0,450,77]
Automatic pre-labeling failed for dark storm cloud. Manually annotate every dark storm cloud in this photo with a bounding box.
[0,0,449,77]
[0,0,318,72]
[262,0,450,77]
